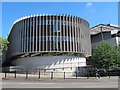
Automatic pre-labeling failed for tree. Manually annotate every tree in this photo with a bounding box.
[0,37,9,63]
[116,43,120,68]
[91,40,118,70]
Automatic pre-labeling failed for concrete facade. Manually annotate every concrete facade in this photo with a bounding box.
[3,14,91,76]
[12,56,86,70]
[91,24,120,48]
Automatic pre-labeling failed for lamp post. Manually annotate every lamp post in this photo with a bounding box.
[100,26,104,40]
[100,24,111,41]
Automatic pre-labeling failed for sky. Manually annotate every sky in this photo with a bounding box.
[1,2,118,38]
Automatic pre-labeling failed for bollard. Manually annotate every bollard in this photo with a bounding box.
[87,75,89,79]
[87,72,89,79]
[64,72,65,79]
[118,70,120,78]
[5,72,7,78]
[51,72,53,79]
[108,72,110,78]
[108,71,110,78]
[39,71,40,79]
[14,71,16,78]
[76,72,77,79]
[26,71,28,79]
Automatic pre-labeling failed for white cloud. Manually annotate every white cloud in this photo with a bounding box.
[86,2,95,13]
[86,2,93,7]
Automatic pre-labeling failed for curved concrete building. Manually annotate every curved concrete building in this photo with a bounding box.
[3,14,91,75]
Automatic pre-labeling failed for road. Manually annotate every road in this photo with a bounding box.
[2,77,119,88]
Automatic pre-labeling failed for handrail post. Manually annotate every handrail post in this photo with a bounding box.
[76,72,77,79]
[51,72,53,79]
[64,72,65,79]
[39,71,40,79]
[14,71,16,78]
[26,71,28,79]
[5,71,7,78]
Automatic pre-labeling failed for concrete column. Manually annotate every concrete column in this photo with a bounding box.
[39,16,41,52]
[18,22,20,53]
[80,19,82,53]
[46,15,48,52]
[53,16,55,51]
[50,15,51,51]
[69,16,72,52]
[36,16,38,52]
[66,15,69,52]
[83,23,85,54]
[72,16,75,52]
[14,24,16,53]
[75,17,77,52]
[22,20,24,53]
[24,19,26,52]
[76,17,79,52]
[19,21,22,53]
[26,18,29,52]
[42,16,44,52]
[63,15,65,52]
[56,15,58,51]
[32,17,35,52]
[60,15,62,52]
[30,17,32,52]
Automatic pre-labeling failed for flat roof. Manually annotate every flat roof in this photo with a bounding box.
[90,24,120,35]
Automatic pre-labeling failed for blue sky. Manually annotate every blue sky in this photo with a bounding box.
[2,2,118,38]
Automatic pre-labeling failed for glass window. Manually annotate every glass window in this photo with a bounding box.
[54,20,56,32]
[54,20,60,32]
[41,20,43,25]
[58,21,60,32]
[66,21,68,26]
[44,20,46,25]
[50,20,54,25]
[44,36,46,41]
[58,36,60,41]
[49,36,51,41]
[46,20,48,25]
[64,21,66,26]
[54,36,57,50]
[48,20,51,25]
[61,20,63,25]
[51,36,53,41]
[58,42,60,49]
[54,36,57,41]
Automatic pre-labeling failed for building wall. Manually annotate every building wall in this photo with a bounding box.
[91,32,112,44]
[91,37,118,48]
[6,15,91,60]
[11,56,86,70]
[91,31,120,48]
[3,15,91,75]
[116,37,120,45]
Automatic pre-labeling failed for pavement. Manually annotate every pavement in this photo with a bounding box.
[2,76,119,88]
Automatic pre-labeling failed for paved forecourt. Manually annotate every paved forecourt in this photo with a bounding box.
[2,76,119,88]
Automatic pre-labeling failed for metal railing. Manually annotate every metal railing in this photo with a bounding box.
[2,70,120,80]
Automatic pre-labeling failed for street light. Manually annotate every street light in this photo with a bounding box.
[100,26,104,40]
[100,24,111,41]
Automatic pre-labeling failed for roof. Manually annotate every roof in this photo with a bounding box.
[90,24,120,35]
[8,14,88,39]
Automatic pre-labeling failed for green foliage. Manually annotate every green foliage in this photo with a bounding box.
[91,40,119,70]
[0,37,9,50]
[0,36,9,63]
[116,43,120,68]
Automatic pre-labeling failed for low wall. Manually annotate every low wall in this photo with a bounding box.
[10,56,86,76]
